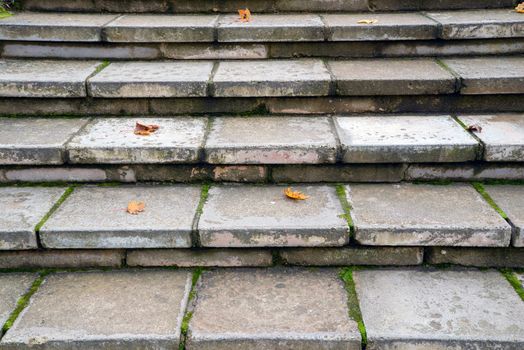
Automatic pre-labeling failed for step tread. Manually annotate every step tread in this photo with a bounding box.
[0,273,36,328]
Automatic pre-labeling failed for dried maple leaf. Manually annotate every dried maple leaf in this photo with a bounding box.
[357,19,378,24]
[516,3,524,13]
[467,124,483,133]
[127,201,145,215]
[134,122,159,136]
[238,8,252,22]
[284,187,309,200]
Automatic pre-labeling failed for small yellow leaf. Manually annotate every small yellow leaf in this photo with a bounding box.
[127,201,145,215]
[134,122,159,136]
[357,19,378,24]
[238,8,252,22]
[284,187,309,200]
[516,3,524,13]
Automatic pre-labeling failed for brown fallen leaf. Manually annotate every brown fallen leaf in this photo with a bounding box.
[357,19,378,24]
[516,3,524,13]
[284,187,309,200]
[238,8,252,22]
[134,122,159,136]
[127,201,145,215]
[467,124,483,133]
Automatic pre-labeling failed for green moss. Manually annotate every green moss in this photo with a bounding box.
[196,183,210,216]
[339,267,367,346]
[501,269,524,302]
[0,9,12,19]
[34,187,74,233]
[91,60,111,77]
[179,268,204,350]
[335,184,354,238]
[472,182,508,219]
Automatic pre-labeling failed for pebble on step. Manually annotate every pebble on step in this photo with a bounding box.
[0,273,37,328]
[484,185,524,247]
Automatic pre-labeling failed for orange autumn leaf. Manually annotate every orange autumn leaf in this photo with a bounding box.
[134,122,159,136]
[516,3,524,13]
[127,201,145,215]
[238,8,252,22]
[357,19,378,24]
[284,187,309,200]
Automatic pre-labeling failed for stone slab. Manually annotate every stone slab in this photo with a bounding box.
[2,167,110,182]
[162,43,268,60]
[443,56,524,94]
[329,59,457,96]
[0,59,100,98]
[187,268,361,349]
[271,164,406,182]
[458,114,524,162]
[354,269,524,349]
[104,15,218,43]
[40,185,201,249]
[198,185,349,247]
[217,14,324,42]
[88,61,214,98]
[0,250,124,269]
[369,0,517,11]
[0,270,192,349]
[323,13,437,41]
[426,9,524,39]
[0,187,66,250]
[205,117,337,164]
[346,183,512,247]
[484,185,524,247]
[335,115,479,163]
[211,60,331,97]
[0,273,36,331]
[426,247,524,268]
[406,163,524,181]
[67,117,207,164]
[0,118,88,165]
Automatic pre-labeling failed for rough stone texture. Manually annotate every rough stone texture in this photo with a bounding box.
[335,115,479,163]
[271,164,406,182]
[162,43,268,59]
[40,185,201,249]
[0,187,66,250]
[329,59,457,96]
[276,0,368,11]
[0,12,118,42]
[21,0,170,12]
[443,56,524,94]
[0,250,124,269]
[279,247,424,266]
[0,59,100,98]
[484,185,524,247]
[346,183,512,247]
[324,13,437,41]
[128,164,268,182]
[0,118,88,165]
[67,117,207,164]
[369,0,517,11]
[426,247,524,268]
[205,117,337,164]
[198,185,349,247]
[0,273,36,331]
[127,249,273,267]
[458,114,524,162]
[217,14,324,42]
[406,163,524,181]
[212,60,331,97]
[88,61,214,98]
[426,9,524,40]
[0,270,192,349]
[2,167,109,182]
[187,268,361,350]
[104,15,218,43]
[354,268,524,349]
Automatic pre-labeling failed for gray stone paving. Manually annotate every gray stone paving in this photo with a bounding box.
[40,185,201,249]
[518,272,524,289]
[484,185,524,247]
[354,269,524,349]
[187,268,361,350]
[0,273,36,330]
[346,183,512,246]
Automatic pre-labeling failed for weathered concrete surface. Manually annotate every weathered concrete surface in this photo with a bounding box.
[40,185,201,249]
[0,187,66,250]
[458,114,524,162]
[0,250,124,269]
[406,163,524,181]
[67,117,207,164]
[205,117,337,164]
[0,12,118,42]
[127,248,273,267]
[484,185,524,247]
[162,43,268,59]
[443,56,524,94]
[104,15,218,42]
[369,0,516,10]
[212,60,331,97]
[198,185,349,247]
[324,13,437,41]
[2,167,110,182]
[426,247,524,268]
[21,0,170,12]
[426,9,524,39]
[329,59,457,95]
[0,59,100,98]
[0,118,88,165]
[335,115,479,163]
[346,183,512,247]
[0,270,192,349]
[354,269,524,349]
[88,61,214,97]
[187,268,360,350]
[217,14,324,42]
[271,164,406,182]
[0,273,36,330]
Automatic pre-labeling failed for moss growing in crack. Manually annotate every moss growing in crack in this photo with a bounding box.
[196,183,210,216]
[92,60,111,76]
[179,268,204,350]
[340,267,367,346]
[472,182,508,219]
[335,184,354,238]
[501,269,524,302]
[34,187,75,233]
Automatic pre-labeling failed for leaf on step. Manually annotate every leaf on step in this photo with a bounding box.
[467,124,483,133]
[127,201,145,215]
[516,3,524,13]
[284,187,309,200]
[357,19,378,24]
[238,8,252,22]
[134,122,159,136]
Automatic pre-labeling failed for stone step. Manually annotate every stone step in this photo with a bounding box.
[0,268,523,349]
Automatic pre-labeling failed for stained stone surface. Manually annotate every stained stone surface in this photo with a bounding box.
[187,268,361,350]
[329,59,457,95]
[0,273,36,329]
[0,270,192,349]
[335,115,479,163]
[458,114,524,162]
[0,187,66,250]
[0,59,100,97]
[346,183,512,246]
[205,117,337,164]
[0,250,125,269]
[426,247,524,267]
[67,117,207,164]
[0,118,88,165]
[40,185,201,249]
[484,185,524,247]
[88,61,214,97]
[211,60,331,97]
[354,269,524,349]
[198,185,349,247]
